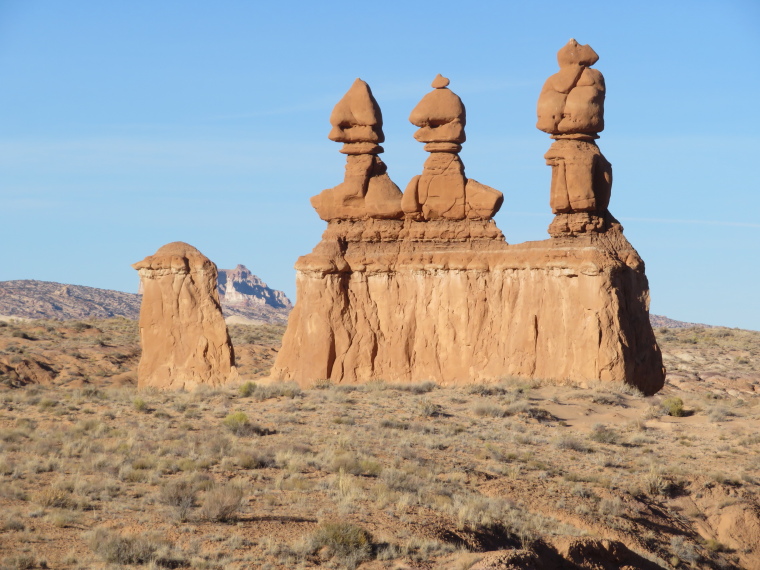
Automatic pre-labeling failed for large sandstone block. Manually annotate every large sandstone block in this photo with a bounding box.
[133,242,238,390]
[270,219,665,395]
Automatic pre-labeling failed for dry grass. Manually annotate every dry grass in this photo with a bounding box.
[0,321,757,568]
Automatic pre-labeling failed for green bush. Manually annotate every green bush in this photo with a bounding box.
[662,397,685,417]
[239,381,256,397]
[222,412,269,436]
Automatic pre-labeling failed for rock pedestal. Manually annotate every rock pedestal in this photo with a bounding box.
[133,242,238,390]
[271,62,664,395]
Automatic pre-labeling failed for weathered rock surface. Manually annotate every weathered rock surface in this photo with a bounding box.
[271,218,664,395]
[132,242,238,390]
[538,39,612,237]
[403,76,503,221]
[311,78,404,221]
[272,61,664,394]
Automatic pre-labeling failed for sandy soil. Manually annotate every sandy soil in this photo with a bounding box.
[0,320,758,569]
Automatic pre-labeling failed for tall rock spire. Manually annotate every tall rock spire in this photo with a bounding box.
[311,78,404,221]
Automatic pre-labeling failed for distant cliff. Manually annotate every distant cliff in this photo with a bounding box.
[1,265,293,325]
[217,265,292,325]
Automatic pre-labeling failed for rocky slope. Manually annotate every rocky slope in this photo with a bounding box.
[0,267,292,325]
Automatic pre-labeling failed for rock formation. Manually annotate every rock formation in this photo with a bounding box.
[402,75,503,220]
[272,62,664,395]
[217,265,292,324]
[132,242,238,390]
[310,79,404,221]
[537,39,613,237]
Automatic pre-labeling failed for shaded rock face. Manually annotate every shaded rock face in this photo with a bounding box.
[132,242,238,390]
[272,56,664,395]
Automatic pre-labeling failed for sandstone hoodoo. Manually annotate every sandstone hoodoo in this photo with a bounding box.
[272,53,665,395]
[537,38,612,237]
[132,242,238,390]
[310,78,404,221]
[403,75,503,221]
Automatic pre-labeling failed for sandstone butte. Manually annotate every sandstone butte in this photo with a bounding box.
[132,242,238,390]
[271,42,665,395]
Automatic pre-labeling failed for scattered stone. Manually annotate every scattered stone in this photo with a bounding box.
[132,242,238,390]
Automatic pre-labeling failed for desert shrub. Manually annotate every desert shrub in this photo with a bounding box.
[159,479,197,521]
[238,381,256,397]
[250,382,302,400]
[308,522,373,567]
[379,468,422,493]
[662,397,685,417]
[708,407,734,423]
[329,453,382,477]
[312,378,332,389]
[1,555,36,570]
[238,450,275,469]
[417,398,442,417]
[35,488,75,509]
[222,412,270,436]
[379,419,409,430]
[704,538,725,552]
[200,482,246,522]
[473,402,508,418]
[554,436,592,453]
[390,381,437,394]
[466,384,509,396]
[86,527,185,566]
[589,424,620,445]
[133,397,148,412]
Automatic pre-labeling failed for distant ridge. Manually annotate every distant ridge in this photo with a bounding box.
[649,314,714,329]
[1,266,293,325]
[0,280,141,320]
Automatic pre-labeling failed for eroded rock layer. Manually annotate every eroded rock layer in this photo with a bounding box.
[133,242,238,390]
[271,218,664,395]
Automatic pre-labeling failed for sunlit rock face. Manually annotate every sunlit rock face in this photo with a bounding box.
[271,62,664,395]
[133,242,238,390]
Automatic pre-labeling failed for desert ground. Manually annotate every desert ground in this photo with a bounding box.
[0,319,758,569]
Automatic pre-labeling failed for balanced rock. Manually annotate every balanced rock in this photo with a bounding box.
[537,39,612,237]
[132,242,238,390]
[271,67,664,395]
[403,76,503,221]
[311,79,404,221]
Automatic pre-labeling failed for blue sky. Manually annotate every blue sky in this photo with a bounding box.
[1,1,758,330]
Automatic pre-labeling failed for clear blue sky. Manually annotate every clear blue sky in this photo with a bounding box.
[1,1,758,330]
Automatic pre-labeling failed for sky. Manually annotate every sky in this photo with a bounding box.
[1,1,759,330]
